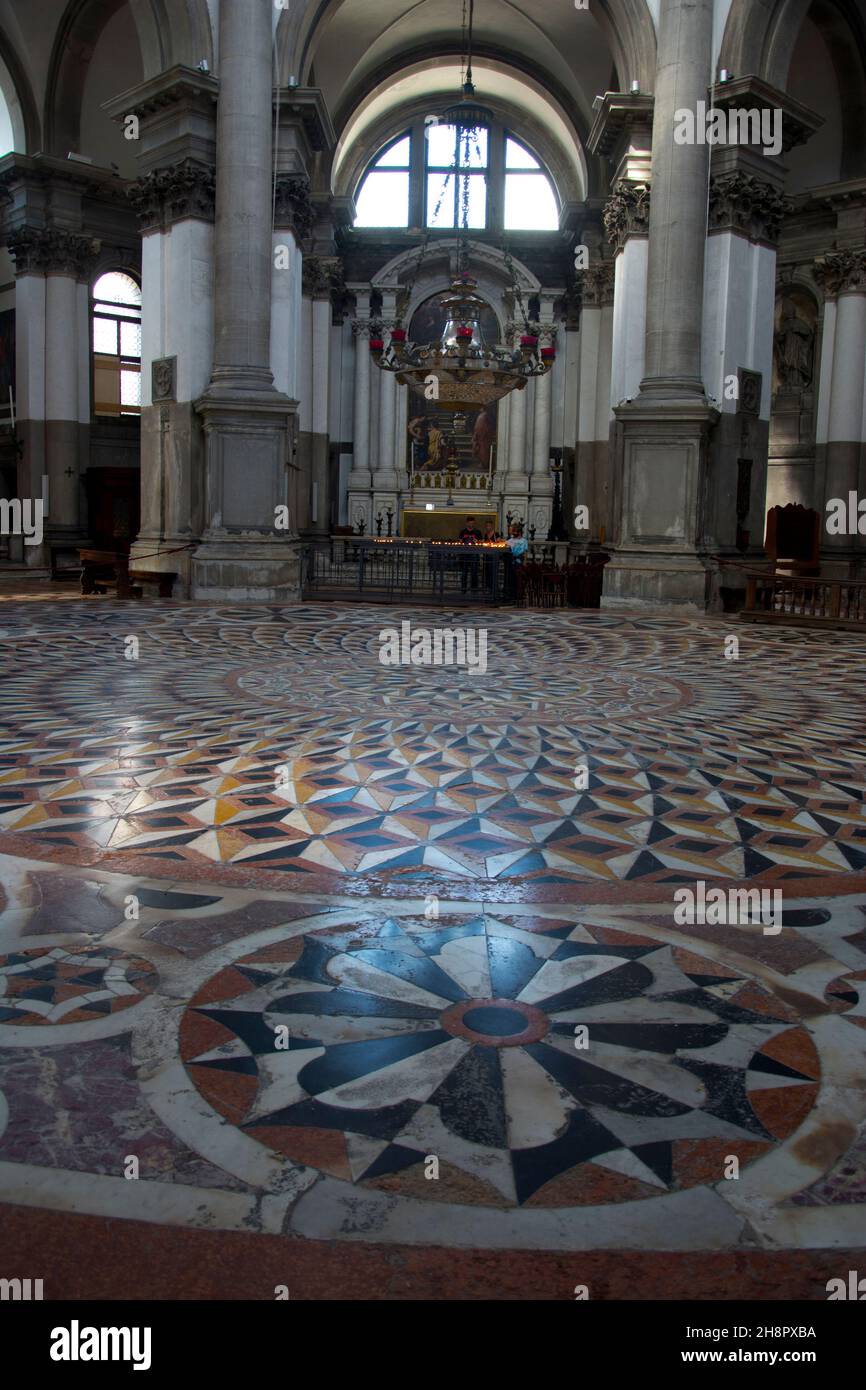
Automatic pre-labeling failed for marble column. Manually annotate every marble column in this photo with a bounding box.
[604,183,650,407]
[311,292,332,536]
[588,94,654,413]
[606,0,720,609]
[529,315,556,537]
[193,0,299,600]
[815,250,866,561]
[6,228,97,570]
[701,170,786,567]
[503,332,529,526]
[641,0,713,398]
[576,265,615,545]
[347,287,372,533]
[373,288,400,504]
[296,255,337,538]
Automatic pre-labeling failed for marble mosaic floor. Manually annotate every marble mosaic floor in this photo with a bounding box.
[1,597,866,1297]
[0,600,865,894]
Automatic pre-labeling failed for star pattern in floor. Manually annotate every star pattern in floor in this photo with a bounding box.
[0,602,865,891]
[1,598,866,1284]
[180,912,819,1208]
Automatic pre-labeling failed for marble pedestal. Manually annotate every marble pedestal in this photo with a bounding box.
[192,391,302,601]
[604,397,719,609]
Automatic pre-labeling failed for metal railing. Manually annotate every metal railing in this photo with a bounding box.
[303,539,509,605]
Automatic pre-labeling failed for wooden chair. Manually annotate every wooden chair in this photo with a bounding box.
[765,504,821,577]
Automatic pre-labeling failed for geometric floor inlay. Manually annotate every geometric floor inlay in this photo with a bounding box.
[0,944,158,1025]
[1,601,866,890]
[2,598,866,1273]
[181,913,820,1208]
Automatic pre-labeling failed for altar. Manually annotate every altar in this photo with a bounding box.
[401,507,499,540]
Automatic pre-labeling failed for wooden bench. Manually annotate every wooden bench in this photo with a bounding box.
[79,550,176,599]
[79,548,129,596]
[128,569,177,599]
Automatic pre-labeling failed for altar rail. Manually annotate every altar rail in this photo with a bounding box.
[741,571,866,629]
[303,539,507,605]
[302,540,609,609]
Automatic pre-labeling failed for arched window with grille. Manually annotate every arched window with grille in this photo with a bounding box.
[353,120,560,233]
[92,271,142,417]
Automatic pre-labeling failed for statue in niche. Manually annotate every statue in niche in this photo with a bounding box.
[774,300,814,394]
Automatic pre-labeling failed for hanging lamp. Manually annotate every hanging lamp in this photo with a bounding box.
[370,0,554,412]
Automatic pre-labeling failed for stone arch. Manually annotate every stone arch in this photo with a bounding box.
[0,24,40,152]
[45,0,215,157]
[279,0,657,113]
[371,237,541,334]
[721,0,866,89]
[337,65,586,211]
[721,0,866,180]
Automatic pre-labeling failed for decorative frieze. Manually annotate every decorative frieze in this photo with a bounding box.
[128,159,216,231]
[603,181,650,253]
[273,175,315,242]
[708,172,791,246]
[814,249,866,298]
[6,226,101,278]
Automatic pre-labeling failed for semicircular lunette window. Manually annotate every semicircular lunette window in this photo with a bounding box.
[354,135,411,228]
[504,137,559,231]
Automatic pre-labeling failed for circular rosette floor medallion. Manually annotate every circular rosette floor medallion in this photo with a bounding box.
[0,945,158,1026]
[180,916,820,1209]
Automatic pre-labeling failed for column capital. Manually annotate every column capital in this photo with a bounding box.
[274,174,315,242]
[814,249,866,298]
[577,262,616,309]
[6,226,100,278]
[302,254,344,300]
[708,172,792,248]
[603,181,650,254]
[128,159,215,231]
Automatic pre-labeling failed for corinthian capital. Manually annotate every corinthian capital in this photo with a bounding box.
[577,262,615,308]
[6,227,101,278]
[274,175,314,242]
[814,249,866,298]
[603,180,650,253]
[128,159,216,232]
[708,172,791,246]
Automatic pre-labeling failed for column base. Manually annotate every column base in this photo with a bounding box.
[601,548,712,611]
[347,490,373,535]
[193,386,299,600]
[192,535,303,602]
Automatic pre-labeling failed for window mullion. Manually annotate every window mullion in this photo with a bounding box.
[409,120,425,229]
[489,124,505,233]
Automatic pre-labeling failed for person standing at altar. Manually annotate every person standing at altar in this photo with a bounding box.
[472,407,495,466]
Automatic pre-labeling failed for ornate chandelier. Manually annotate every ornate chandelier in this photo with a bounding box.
[369,0,554,412]
[370,274,554,412]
